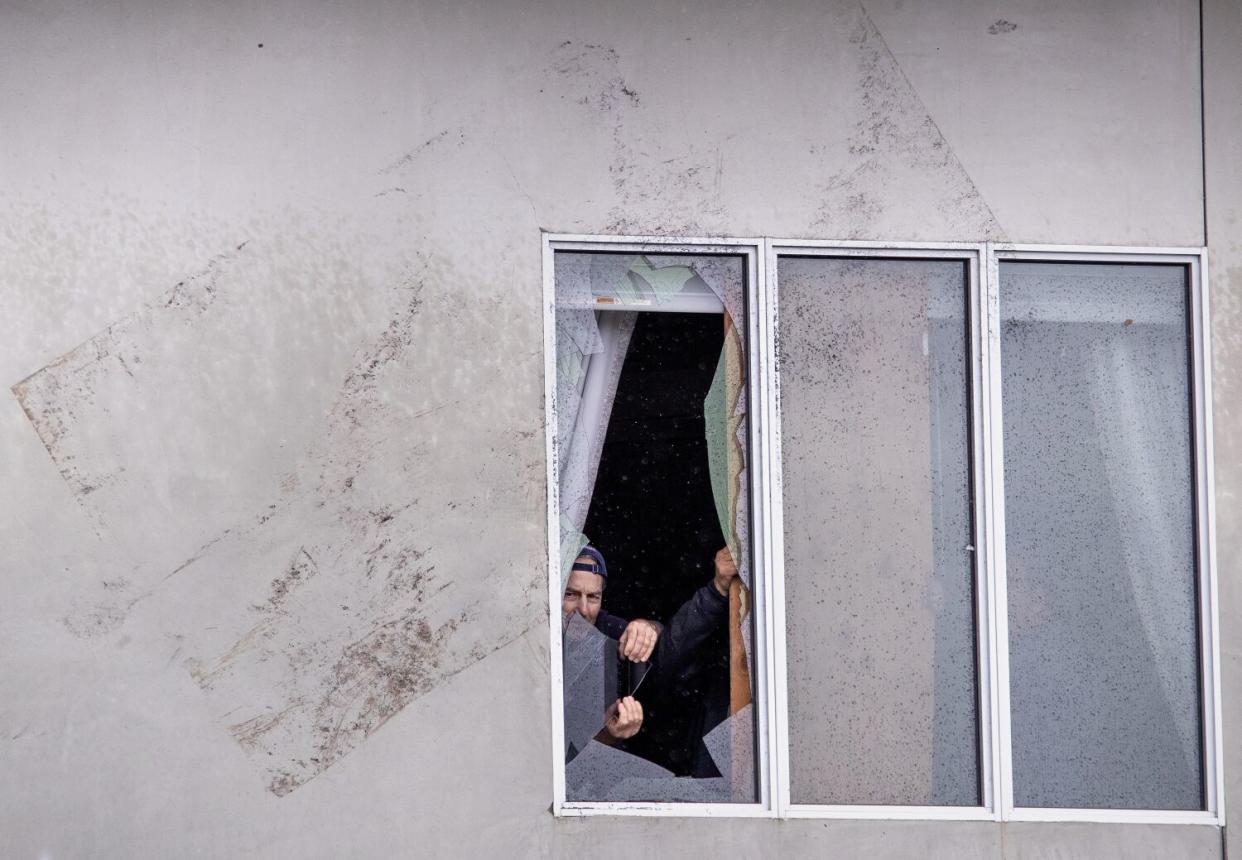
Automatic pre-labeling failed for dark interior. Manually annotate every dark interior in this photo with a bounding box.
[584,310,727,624]
[584,310,732,777]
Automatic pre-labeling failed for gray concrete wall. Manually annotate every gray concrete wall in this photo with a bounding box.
[0,0,1229,857]
[1205,0,1242,853]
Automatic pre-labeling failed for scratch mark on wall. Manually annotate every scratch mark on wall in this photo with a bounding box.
[229,703,301,752]
[493,146,540,222]
[163,528,236,583]
[380,127,467,175]
[187,619,278,689]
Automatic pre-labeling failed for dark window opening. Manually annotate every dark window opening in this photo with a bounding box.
[585,311,730,777]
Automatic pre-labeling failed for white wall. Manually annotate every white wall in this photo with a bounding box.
[0,0,1229,856]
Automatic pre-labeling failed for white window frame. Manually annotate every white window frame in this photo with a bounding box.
[542,234,1224,826]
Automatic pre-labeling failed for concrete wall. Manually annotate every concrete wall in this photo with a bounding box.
[0,0,1230,856]
[1205,0,1242,853]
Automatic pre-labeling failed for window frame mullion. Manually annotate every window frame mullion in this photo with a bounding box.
[980,241,1015,820]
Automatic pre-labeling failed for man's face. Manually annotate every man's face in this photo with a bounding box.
[562,560,605,625]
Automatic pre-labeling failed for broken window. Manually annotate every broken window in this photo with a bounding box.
[546,238,1221,822]
[553,249,759,804]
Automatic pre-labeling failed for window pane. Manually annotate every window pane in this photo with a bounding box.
[778,256,979,806]
[1000,261,1203,810]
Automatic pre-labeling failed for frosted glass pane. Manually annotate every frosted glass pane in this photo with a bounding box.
[778,256,979,806]
[1000,261,1203,810]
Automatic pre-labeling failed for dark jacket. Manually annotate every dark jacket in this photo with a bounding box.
[594,609,629,640]
[631,583,730,777]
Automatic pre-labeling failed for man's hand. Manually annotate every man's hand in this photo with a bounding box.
[604,696,643,740]
[618,618,660,662]
[712,546,738,597]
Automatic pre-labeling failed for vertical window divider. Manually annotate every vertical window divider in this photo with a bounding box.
[981,242,1016,820]
[967,244,998,820]
[751,240,783,818]
[1193,248,1227,825]
[760,238,793,820]
[543,235,569,817]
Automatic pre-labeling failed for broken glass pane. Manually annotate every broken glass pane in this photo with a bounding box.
[563,611,617,761]
[555,251,757,804]
[566,738,731,802]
